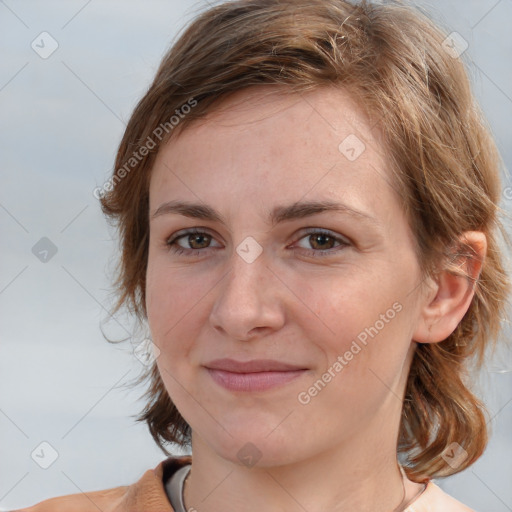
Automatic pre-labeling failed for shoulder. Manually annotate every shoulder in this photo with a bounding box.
[11,486,128,512]
[407,480,476,512]
[12,455,192,512]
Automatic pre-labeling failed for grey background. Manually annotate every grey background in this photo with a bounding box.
[0,1,511,510]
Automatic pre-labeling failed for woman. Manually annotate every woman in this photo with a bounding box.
[18,0,510,510]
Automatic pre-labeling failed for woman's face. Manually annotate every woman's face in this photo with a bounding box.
[146,86,429,466]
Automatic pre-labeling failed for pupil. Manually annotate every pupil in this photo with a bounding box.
[191,234,208,248]
[312,234,332,249]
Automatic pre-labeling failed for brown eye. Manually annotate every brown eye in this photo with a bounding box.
[185,233,211,249]
[308,233,336,250]
[166,229,221,256]
[294,229,350,258]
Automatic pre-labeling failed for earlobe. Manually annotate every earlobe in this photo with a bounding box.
[413,231,487,344]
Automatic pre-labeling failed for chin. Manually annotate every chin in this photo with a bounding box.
[200,421,304,469]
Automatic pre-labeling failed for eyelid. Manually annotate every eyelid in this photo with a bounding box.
[293,227,351,246]
[167,227,222,247]
[290,228,351,257]
[165,226,351,256]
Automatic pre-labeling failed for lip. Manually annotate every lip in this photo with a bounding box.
[205,358,307,373]
[204,358,308,392]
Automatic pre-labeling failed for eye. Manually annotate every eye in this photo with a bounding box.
[293,229,350,257]
[165,227,350,258]
[166,228,221,256]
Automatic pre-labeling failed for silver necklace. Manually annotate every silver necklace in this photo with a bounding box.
[394,465,429,512]
[181,464,424,512]
[392,465,407,512]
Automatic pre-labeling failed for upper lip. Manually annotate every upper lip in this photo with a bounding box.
[205,358,307,373]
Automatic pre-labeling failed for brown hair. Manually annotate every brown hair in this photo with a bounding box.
[99,0,510,481]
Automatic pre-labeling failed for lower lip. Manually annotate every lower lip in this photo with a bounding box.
[206,368,307,392]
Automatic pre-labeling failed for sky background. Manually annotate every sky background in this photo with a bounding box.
[0,0,511,510]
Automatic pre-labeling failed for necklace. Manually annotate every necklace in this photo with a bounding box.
[180,464,426,512]
[392,465,407,512]
[393,465,429,512]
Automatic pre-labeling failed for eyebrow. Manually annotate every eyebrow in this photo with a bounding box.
[150,199,378,227]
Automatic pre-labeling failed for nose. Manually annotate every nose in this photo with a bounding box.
[209,249,285,342]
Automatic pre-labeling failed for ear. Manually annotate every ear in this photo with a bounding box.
[412,231,487,344]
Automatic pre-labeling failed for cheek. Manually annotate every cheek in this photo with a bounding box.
[298,268,414,383]
[149,272,189,332]
[296,269,395,340]
[146,258,190,348]
[145,257,218,363]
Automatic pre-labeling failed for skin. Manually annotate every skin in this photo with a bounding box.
[145,85,486,512]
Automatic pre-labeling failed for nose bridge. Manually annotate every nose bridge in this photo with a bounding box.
[209,245,283,339]
[220,247,271,312]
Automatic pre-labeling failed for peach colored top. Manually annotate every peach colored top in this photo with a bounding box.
[14,456,476,512]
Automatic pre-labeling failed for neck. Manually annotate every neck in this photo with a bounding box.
[184,420,422,512]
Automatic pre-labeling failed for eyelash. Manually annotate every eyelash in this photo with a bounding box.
[165,228,350,258]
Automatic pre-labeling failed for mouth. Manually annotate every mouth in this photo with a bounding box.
[204,358,309,392]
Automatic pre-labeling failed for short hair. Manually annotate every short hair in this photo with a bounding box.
[99,0,510,481]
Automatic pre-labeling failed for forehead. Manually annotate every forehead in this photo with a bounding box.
[175,85,378,149]
[148,85,398,225]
